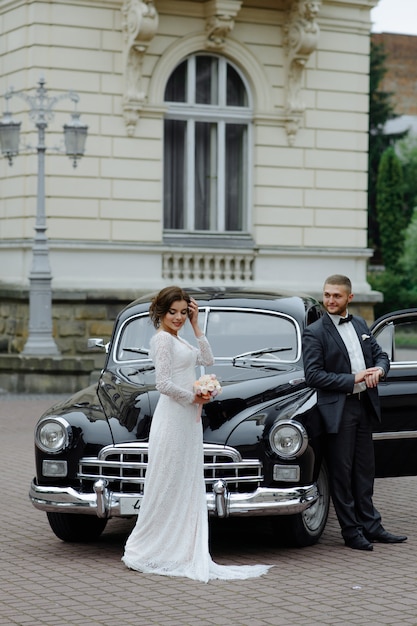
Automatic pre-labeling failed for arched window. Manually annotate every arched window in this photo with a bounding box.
[163,54,252,234]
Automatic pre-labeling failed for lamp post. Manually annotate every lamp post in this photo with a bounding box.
[0,77,87,356]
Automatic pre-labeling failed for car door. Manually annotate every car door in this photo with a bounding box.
[371,309,417,478]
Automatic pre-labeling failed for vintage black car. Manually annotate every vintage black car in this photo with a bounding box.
[29,289,417,547]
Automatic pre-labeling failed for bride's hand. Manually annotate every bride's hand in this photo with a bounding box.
[188,298,200,326]
[194,394,211,405]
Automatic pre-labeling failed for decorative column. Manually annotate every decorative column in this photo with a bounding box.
[204,0,243,50]
[121,0,159,136]
[283,0,321,144]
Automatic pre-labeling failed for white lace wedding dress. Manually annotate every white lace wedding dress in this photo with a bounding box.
[122,330,272,582]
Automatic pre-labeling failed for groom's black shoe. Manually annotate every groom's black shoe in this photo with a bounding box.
[365,530,407,544]
[344,535,373,551]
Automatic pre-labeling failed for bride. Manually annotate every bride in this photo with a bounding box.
[122,285,272,582]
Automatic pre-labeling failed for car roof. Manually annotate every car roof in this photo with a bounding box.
[117,287,320,324]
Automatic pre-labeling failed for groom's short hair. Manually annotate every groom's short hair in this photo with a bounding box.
[323,275,352,293]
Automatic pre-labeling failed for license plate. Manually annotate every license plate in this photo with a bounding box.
[119,496,142,515]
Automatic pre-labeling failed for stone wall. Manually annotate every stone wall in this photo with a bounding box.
[0,354,99,394]
[0,289,134,356]
[0,288,142,393]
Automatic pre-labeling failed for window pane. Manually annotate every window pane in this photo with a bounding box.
[164,55,250,234]
[394,322,417,362]
[164,119,186,229]
[196,56,218,105]
[205,310,299,360]
[116,310,299,363]
[195,122,217,230]
[227,65,248,107]
[116,315,155,362]
[165,61,187,102]
[225,124,246,230]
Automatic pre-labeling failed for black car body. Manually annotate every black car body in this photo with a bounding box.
[29,289,417,547]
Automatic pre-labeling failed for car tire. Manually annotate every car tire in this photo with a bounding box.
[46,512,108,542]
[270,462,330,547]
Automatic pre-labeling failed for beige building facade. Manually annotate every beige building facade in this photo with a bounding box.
[1,0,378,302]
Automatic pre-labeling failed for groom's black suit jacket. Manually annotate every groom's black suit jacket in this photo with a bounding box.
[302,313,390,434]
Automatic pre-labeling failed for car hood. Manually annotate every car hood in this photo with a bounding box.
[98,361,308,445]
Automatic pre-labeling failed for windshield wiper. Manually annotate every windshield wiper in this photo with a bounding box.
[232,346,292,364]
[122,347,150,355]
[128,364,155,376]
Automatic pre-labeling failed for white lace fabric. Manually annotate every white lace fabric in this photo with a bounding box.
[122,331,272,582]
[152,332,213,406]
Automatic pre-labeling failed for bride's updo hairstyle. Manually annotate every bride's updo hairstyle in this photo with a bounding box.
[149,286,191,328]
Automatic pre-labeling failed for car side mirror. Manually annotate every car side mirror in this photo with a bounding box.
[88,337,109,353]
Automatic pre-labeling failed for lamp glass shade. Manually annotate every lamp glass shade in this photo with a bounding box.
[0,114,21,158]
[63,113,88,165]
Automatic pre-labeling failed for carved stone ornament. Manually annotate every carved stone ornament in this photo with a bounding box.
[121,0,159,135]
[283,0,321,144]
[204,0,243,50]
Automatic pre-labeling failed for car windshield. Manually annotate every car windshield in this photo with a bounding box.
[114,308,300,363]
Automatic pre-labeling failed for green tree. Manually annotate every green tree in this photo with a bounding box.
[400,208,417,288]
[376,146,407,271]
[368,40,399,261]
[368,269,413,317]
[396,136,417,225]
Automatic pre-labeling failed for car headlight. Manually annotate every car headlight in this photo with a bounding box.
[269,420,308,459]
[35,417,72,453]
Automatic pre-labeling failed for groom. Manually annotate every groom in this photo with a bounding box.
[302,274,407,551]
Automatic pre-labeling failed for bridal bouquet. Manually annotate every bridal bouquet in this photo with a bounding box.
[193,374,222,400]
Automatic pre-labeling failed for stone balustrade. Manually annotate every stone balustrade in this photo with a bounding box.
[162,251,254,283]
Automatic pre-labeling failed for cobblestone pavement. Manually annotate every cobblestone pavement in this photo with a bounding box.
[1,393,416,626]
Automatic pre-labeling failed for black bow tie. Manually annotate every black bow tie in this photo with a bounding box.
[339,314,353,325]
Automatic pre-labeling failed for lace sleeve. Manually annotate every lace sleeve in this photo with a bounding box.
[150,332,195,406]
[196,335,214,366]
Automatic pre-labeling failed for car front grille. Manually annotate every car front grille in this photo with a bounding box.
[78,442,263,494]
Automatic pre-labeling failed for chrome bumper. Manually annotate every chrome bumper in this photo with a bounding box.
[29,478,319,519]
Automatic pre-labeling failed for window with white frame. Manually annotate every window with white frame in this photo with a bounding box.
[163,54,252,234]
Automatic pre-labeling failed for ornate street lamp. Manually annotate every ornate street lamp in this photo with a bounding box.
[0,77,88,356]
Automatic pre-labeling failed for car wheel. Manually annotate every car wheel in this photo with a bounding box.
[270,462,330,547]
[46,512,108,542]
